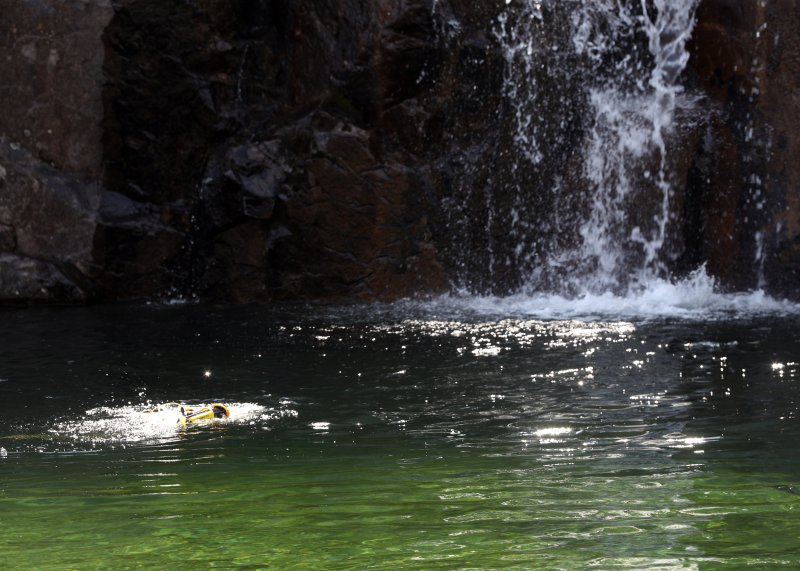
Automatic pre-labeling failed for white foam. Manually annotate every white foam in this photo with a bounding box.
[412,267,800,321]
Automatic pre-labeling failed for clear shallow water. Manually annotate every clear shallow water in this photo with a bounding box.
[2,299,800,569]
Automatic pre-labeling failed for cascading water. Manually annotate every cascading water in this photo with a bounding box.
[576,0,698,293]
[494,0,700,297]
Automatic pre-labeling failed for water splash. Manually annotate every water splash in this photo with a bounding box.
[50,402,296,445]
[496,1,548,166]
[411,266,800,321]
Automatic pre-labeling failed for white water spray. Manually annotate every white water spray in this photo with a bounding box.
[497,0,699,296]
[573,0,699,293]
[497,2,547,166]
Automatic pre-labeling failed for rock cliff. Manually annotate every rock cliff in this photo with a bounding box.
[2,0,800,303]
[684,0,800,293]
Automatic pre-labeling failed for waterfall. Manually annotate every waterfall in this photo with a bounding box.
[495,0,699,297]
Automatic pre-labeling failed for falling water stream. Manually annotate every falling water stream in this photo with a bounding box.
[492,0,701,296]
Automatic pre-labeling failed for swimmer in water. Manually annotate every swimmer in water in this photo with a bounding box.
[178,403,230,425]
[146,402,230,425]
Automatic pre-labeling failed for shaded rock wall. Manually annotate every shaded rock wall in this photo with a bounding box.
[3,0,800,303]
[685,0,800,293]
[1,0,466,303]
[0,0,112,179]
[98,0,486,302]
[0,0,111,302]
[0,141,100,302]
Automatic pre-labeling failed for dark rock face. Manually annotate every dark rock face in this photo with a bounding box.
[0,141,100,302]
[199,117,447,301]
[1,0,463,303]
[684,0,800,295]
[3,0,800,303]
[0,1,110,302]
[97,0,468,302]
[0,0,112,180]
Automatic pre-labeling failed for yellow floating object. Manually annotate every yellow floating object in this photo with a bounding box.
[177,403,230,426]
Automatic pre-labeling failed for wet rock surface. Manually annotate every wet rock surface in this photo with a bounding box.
[2,0,800,303]
[685,0,800,295]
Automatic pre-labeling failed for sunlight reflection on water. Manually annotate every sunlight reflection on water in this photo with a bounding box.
[2,301,800,568]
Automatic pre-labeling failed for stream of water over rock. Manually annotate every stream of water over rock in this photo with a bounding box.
[457,0,701,297]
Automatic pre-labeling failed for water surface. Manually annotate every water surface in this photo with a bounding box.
[2,299,800,569]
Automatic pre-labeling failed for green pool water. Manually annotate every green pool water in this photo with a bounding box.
[2,302,800,569]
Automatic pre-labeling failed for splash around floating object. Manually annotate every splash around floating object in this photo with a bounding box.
[49,402,277,445]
